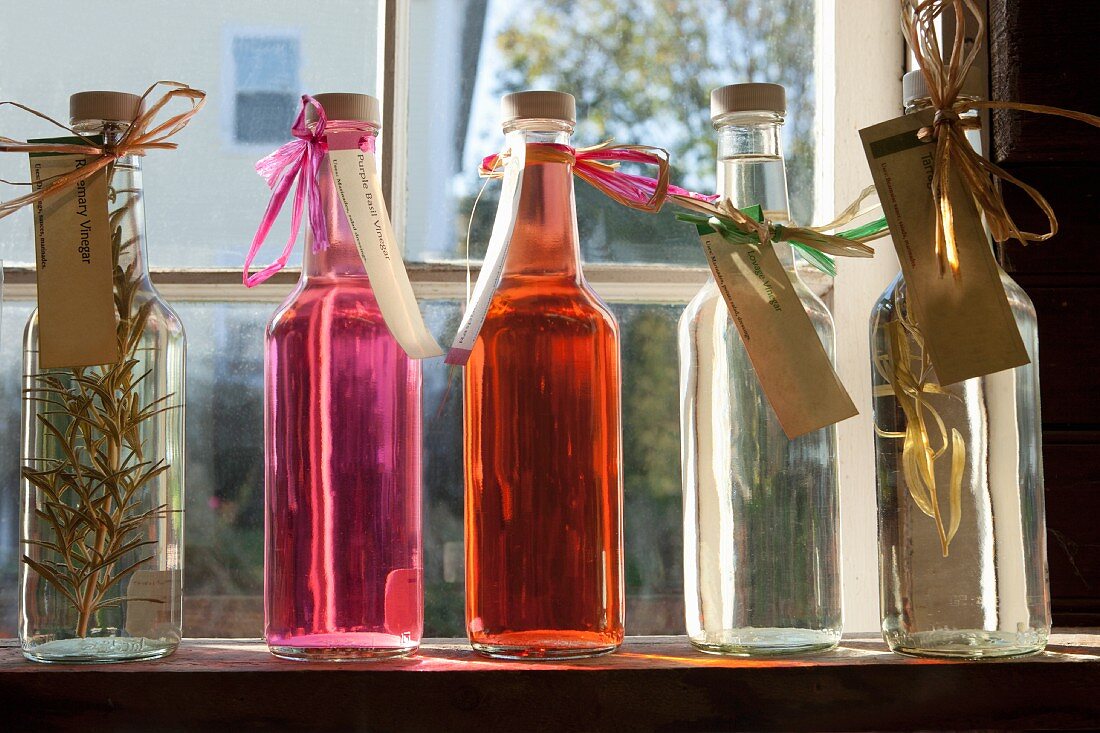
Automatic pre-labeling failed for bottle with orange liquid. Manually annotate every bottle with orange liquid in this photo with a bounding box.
[463,91,624,659]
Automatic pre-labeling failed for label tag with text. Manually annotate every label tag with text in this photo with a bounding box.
[328,139,443,359]
[699,229,857,438]
[860,110,1028,385]
[28,136,118,369]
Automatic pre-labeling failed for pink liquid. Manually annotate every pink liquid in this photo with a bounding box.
[263,131,422,660]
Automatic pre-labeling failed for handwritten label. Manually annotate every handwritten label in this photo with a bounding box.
[28,137,117,369]
[328,144,442,359]
[860,111,1029,384]
[700,230,857,438]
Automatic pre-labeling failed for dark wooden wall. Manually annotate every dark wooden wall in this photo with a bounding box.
[990,0,1100,625]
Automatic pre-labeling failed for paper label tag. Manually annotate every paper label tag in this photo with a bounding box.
[860,110,1029,385]
[327,142,443,359]
[28,137,118,369]
[445,141,527,365]
[700,231,857,438]
[124,569,174,637]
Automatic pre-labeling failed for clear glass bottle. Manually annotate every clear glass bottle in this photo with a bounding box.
[679,83,842,656]
[464,91,624,659]
[20,92,186,663]
[871,71,1049,658]
[264,93,422,660]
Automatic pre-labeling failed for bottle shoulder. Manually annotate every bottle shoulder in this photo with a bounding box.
[267,280,388,336]
[872,268,1036,323]
[24,288,185,340]
[683,274,834,329]
[483,277,618,333]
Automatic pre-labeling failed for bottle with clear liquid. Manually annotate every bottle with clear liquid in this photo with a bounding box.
[464,91,624,659]
[871,71,1049,658]
[264,94,422,660]
[679,83,842,656]
[20,92,186,663]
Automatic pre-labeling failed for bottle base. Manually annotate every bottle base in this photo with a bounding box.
[470,629,621,661]
[22,636,178,664]
[690,627,841,657]
[885,628,1048,659]
[269,645,417,662]
[267,632,418,661]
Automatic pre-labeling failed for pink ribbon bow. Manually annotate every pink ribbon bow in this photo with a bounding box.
[243,95,331,287]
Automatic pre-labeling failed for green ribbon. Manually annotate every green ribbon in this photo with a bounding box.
[676,205,888,278]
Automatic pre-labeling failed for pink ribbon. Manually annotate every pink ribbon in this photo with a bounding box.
[243,95,328,287]
[244,94,386,288]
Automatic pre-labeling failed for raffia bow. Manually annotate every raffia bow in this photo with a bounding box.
[669,186,886,275]
[480,140,674,211]
[0,81,206,221]
[903,0,1100,276]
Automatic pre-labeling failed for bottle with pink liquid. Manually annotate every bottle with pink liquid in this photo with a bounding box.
[264,93,422,660]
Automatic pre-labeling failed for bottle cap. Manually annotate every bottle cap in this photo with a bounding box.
[710,83,786,120]
[307,92,381,125]
[69,91,144,124]
[501,90,576,125]
[902,69,985,106]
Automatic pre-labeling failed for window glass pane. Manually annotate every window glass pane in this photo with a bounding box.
[235,92,301,145]
[0,0,378,269]
[0,298,684,637]
[404,0,817,265]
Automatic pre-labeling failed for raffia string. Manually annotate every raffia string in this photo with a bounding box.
[668,186,886,275]
[903,0,1100,276]
[0,81,206,220]
[479,139,673,211]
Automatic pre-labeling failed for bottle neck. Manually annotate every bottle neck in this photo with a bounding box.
[714,112,795,269]
[74,121,150,285]
[904,97,993,256]
[304,121,380,280]
[904,97,983,151]
[499,124,581,281]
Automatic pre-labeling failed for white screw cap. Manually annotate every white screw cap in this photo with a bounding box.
[710,83,786,121]
[307,92,381,125]
[902,69,984,107]
[501,90,576,125]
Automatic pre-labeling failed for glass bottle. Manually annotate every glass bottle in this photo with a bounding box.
[464,91,624,659]
[679,83,842,656]
[871,71,1049,658]
[264,93,422,660]
[20,92,186,663]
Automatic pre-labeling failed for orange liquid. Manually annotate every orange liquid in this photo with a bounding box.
[464,153,624,659]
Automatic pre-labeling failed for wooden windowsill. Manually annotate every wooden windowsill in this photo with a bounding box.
[2,632,1098,731]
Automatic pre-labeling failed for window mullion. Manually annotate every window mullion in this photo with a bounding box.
[819,0,905,633]
[379,0,411,246]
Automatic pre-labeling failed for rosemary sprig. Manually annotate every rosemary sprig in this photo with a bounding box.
[22,173,177,637]
[874,304,965,557]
